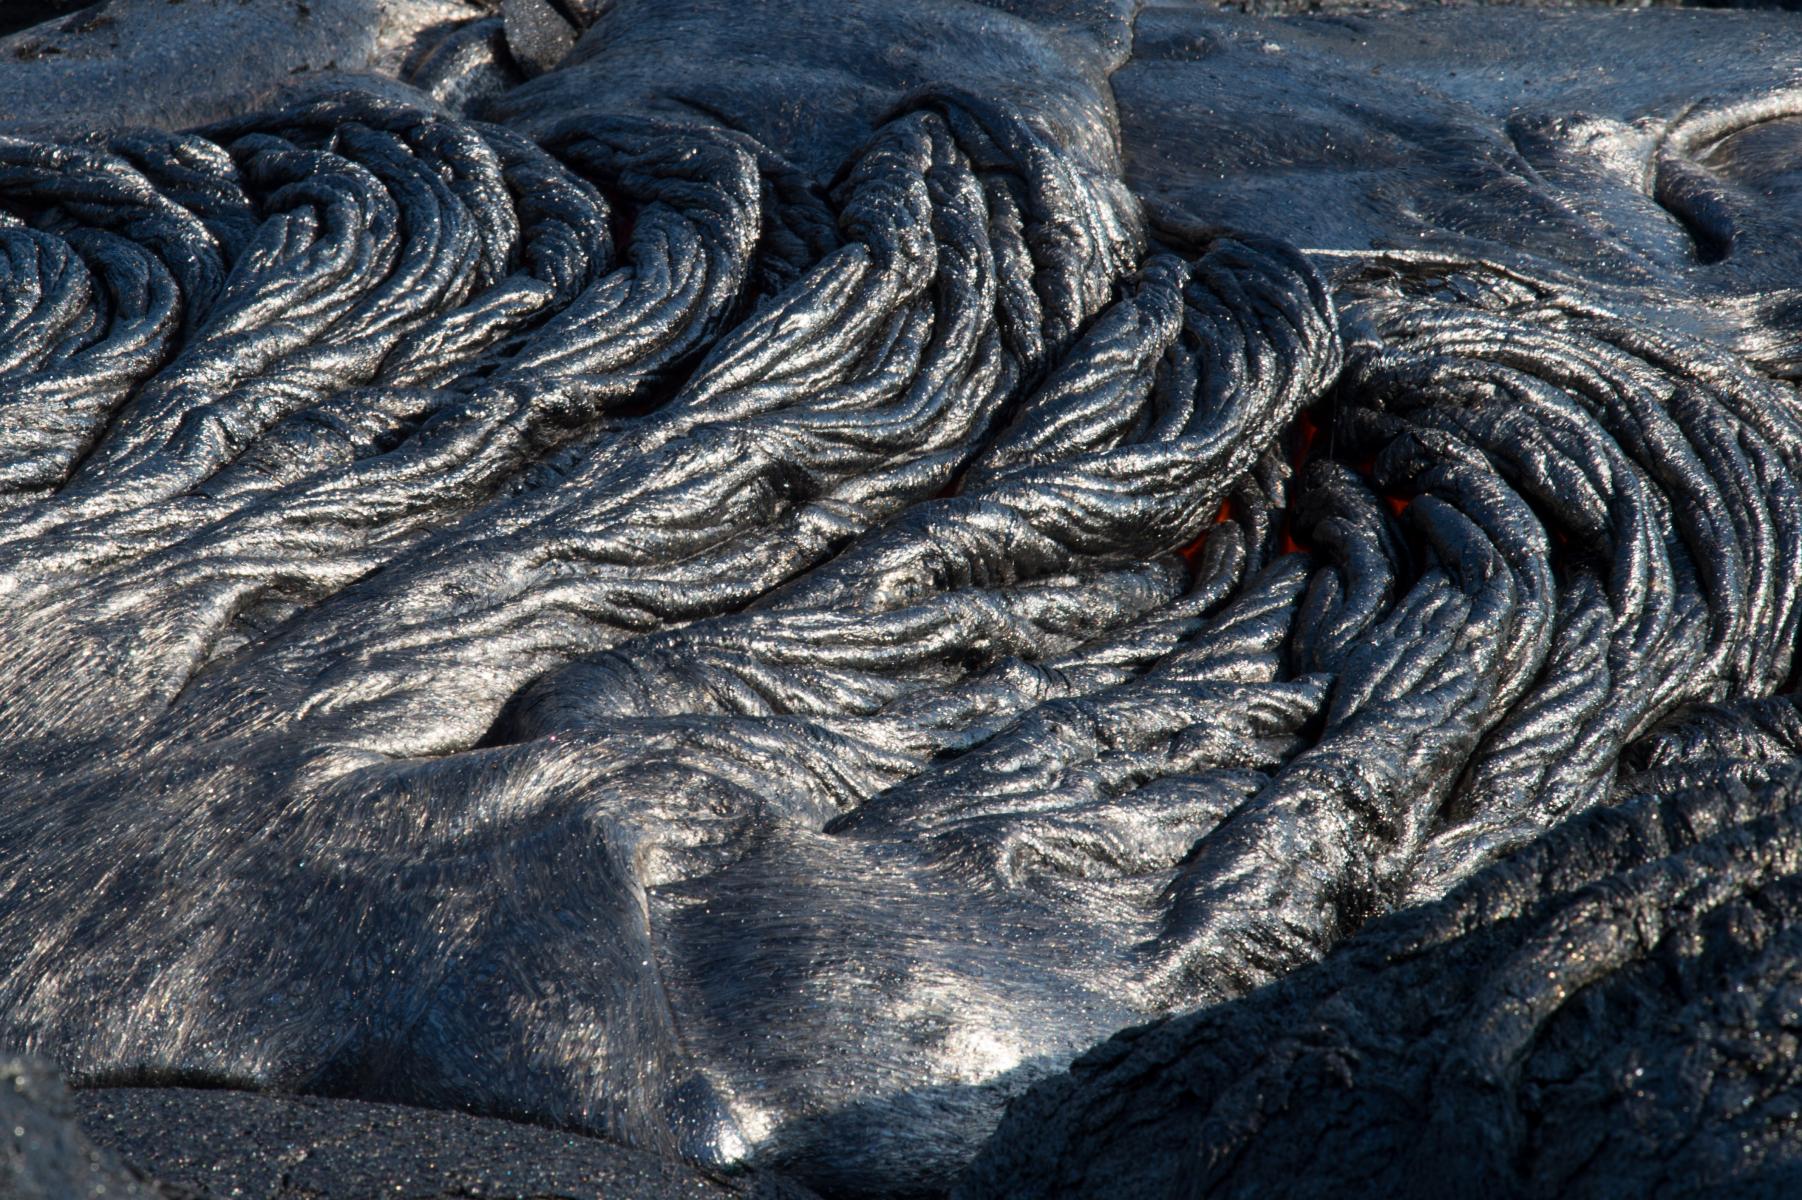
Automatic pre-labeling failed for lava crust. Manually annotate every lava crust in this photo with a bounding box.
[0,2,1800,1197]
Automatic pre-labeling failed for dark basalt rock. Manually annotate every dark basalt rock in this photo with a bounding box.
[0,2,1799,1198]
[75,1084,822,1200]
[0,0,498,135]
[0,3,96,41]
[959,748,1802,1199]
[0,1055,156,1199]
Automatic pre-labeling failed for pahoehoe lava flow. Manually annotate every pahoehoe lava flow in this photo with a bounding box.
[3,1,1802,1197]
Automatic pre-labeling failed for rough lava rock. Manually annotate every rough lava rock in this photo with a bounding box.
[959,737,1802,1198]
